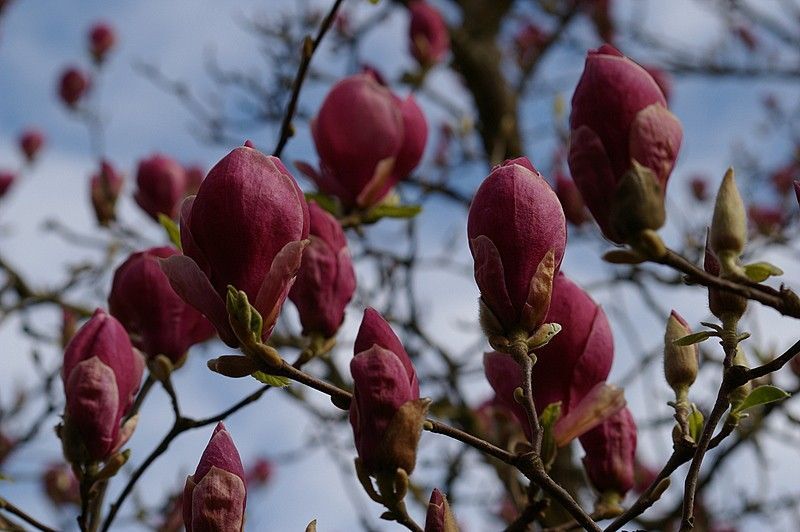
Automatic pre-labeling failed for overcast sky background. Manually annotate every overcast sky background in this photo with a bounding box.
[1,0,799,530]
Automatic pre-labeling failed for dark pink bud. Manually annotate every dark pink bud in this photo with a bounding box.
[424,489,458,532]
[245,457,273,487]
[19,128,45,163]
[88,22,116,64]
[183,423,246,532]
[302,74,427,209]
[349,344,422,475]
[642,65,672,103]
[771,163,797,196]
[109,247,215,364]
[568,44,682,242]
[62,309,144,461]
[160,147,309,347]
[748,205,784,236]
[433,122,453,167]
[354,308,419,397]
[90,160,124,226]
[58,67,90,108]
[288,202,356,338]
[134,154,188,221]
[555,172,588,226]
[408,1,450,67]
[689,174,709,201]
[579,407,637,496]
[0,171,16,198]
[42,463,81,507]
[513,21,548,67]
[467,157,566,336]
[184,164,205,196]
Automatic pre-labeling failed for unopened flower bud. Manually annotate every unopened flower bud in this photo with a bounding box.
[664,311,699,392]
[408,1,450,68]
[42,463,80,507]
[88,22,116,64]
[90,160,124,226]
[19,128,45,163]
[704,232,747,322]
[58,67,90,109]
[134,154,188,221]
[580,407,637,497]
[710,168,746,268]
[0,171,16,199]
[609,162,666,243]
[424,489,459,532]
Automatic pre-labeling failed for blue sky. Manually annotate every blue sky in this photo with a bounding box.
[1,0,799,530]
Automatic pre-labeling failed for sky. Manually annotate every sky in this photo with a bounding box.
[0,0,799,530]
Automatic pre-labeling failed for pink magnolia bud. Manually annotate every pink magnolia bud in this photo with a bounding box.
[424,489,459,532]
[555,172,588,226]
[245,457,273,487]
[642,65,672,103]
[408,1,450,67]
[61,309,144,462]
[568,44,682,242]
[633,460,658,494]
[288,202,356,338]
[88,22,116,64]
[19,128,45,163]
[183,423,246,532]
[0,171,16,199]
[579,407,637,497]
[689,174,709,201]
[134,154,188,221]
[748,205,784,236]
[58,67,90,108]
[90,160,124,226]
[42,463,80,507]
[299,74,428,209]
[350,309,425,475]
[109,247,215,364]
[468,158,566,338]
[184,164,205,196]
[513,21,548,68]
[771,163,796,196]
[161,146,309,347]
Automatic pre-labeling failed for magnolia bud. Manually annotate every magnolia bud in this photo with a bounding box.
[19,128,45,163]
[704,233,747,322]
[663,311,698,392]
[88,22,116,64]
[710,168,746,268]
[58,67,90,109]
[408,1,450,68]
[0,171,16,199]
[424,489,459,532]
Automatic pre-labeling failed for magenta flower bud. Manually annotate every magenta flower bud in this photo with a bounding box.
[58,67,90,108]
[299,74,428,209]
[88,22,116,64]
[555,172,588,226]
[61,309,144,462]
[288,202,356,338]
[245,457,273,487]
[689,174,709,202]
[109,247,215,364]
[134,154,188,221]
[42,463,81,507]
[408,1,450,67]
[747,205,784,236]
[182,423,246,532]
[424,488,458,532]
[19,128,45,163]
[353,308,419,396]
[90,160,124,226]
[642,65,672,103]
[467,157,566,338]
[568,44,682,242]
[579,407,637,497]
[184,164,205,196]
[161,146,309,347]
[0,171,16,199]
[771,163,796,196]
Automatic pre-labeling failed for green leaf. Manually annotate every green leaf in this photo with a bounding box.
[688,404,704,443]
[158,214,182,250]
[539,402,562,429]
[251,371,291,387]
[304,192,340,217]
[732,385,790,414]
[743,262,783,283]
[538,402,562,468]
[674,331,713,346]
[364,204,422,222]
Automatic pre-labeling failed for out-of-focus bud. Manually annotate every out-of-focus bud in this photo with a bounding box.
[568,44,682,243]
[160,146,309,347]
[555,171,588,226]
[88,22,116,64]
[704,234,747,322]
[288,202,356,338]
[184,164,205,196]
[0,432,15,466]
[109,246,215,364]
[468,158,566,340]
[298,74,428,210]
[19,128,45,163]
[554,382,625,446]
[408,1,450,68]
[710,168,746,271]
[633,460,659,494]
[350,309,426,475]
[664,310,699,393]
[513,21,548,68]
[642,65,672,103]
[42,463,81,507]
[58,67,90,109]
[61,309,144,463]
[579,407,637,498]
[134,154,187,221]
[424,489,459,532]
[689,174,709,201]
[245,457,273,487]
[433,123,453,167]
[0,171,16,199]
[182,423,247,532]
[771,162,796,196]
[90,160,124,226]
[747,205,784,237]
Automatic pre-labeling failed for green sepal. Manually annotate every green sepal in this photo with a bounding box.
[158,213,182,250]
[743,261,783,283]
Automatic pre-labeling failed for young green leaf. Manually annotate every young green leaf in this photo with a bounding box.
[743,262,783,283]
[688,404,704,443]
[674,331,713,346]
[252,371,291,387]
[732,385,790,414]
